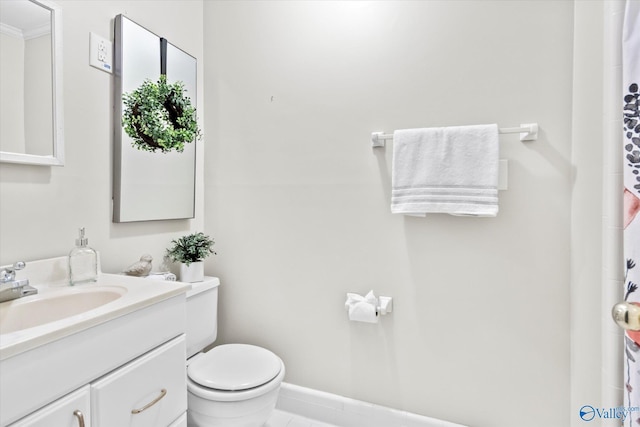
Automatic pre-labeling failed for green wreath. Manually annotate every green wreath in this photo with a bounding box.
[122,75,200,153]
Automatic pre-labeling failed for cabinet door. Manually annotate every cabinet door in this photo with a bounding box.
[10,385,91,427]
[91,335,187,427]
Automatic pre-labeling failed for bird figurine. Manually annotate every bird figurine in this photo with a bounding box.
[123,254,153,277]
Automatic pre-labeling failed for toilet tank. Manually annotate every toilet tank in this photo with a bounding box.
[185,277,220,358]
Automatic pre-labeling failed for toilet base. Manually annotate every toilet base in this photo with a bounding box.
[187,384,280,427]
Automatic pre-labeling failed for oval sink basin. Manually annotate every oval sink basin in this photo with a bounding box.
[0,286,127,334]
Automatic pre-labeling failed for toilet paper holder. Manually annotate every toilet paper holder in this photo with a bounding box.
[345,292,393,318]
[377,296,393,316]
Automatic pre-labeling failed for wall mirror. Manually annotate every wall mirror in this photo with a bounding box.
[0,0,64,166]
[113,15,196,222]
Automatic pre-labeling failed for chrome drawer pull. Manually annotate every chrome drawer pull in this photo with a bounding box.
[131,388,167,414]
[73,410,85,427]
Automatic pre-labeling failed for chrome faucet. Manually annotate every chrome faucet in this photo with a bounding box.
[0,261,37,303]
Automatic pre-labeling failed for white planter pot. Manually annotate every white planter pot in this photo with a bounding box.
[180,261,204,283]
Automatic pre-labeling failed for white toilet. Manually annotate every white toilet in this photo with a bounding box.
[185,277,285,426]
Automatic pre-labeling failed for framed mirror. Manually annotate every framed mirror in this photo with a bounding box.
[0,0,64,166]
[113,15,197,222]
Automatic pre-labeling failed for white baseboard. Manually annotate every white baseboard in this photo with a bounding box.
[276,382,467,427]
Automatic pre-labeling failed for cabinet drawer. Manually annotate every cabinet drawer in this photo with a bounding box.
[10,385,91,427]
[91,335,186,427]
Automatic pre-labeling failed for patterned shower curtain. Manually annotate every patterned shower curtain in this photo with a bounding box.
[623,0,640,422]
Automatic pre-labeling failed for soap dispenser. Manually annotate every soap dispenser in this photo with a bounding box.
[69,227,98,285]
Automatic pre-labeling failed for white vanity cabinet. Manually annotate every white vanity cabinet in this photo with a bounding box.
[168,414,187,427]
[9,386,91,427]
[9,336,186,427]
[1,273,190,427]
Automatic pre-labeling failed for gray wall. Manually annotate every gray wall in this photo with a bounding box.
[0,2,609,427]
[203,2,575,427]
[0,0,206,273]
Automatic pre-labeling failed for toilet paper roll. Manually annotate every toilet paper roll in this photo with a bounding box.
[348,301,379,323]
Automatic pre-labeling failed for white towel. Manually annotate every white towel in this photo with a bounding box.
[391,124,499,217]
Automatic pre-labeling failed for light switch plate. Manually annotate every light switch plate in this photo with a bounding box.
[89,32,113,73]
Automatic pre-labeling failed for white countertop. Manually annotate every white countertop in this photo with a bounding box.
[0,272,189,360]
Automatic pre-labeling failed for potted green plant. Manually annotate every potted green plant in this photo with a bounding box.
[166,232,216,282]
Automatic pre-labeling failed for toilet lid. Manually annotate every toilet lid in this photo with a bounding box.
[188,344,282,391]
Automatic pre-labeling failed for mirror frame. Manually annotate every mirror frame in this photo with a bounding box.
[0,0,64,166]
[112,14,197,223]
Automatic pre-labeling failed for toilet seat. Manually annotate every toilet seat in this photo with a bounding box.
[188,344,282,391]
[187,344,285,403]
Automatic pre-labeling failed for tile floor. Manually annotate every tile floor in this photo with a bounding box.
[265,409,338,427]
